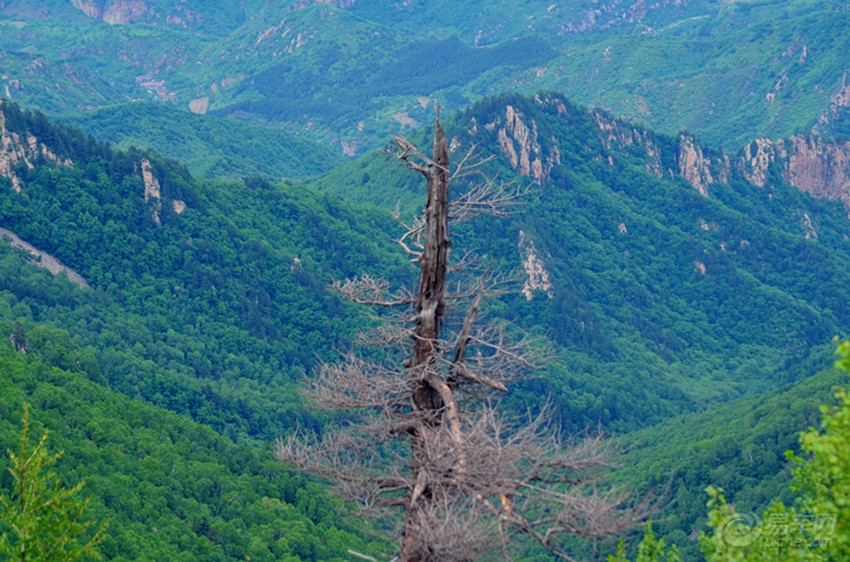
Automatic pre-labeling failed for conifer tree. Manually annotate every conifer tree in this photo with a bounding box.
[0,404,106,562]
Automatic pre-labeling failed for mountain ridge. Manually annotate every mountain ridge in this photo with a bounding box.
[2,0,849,154]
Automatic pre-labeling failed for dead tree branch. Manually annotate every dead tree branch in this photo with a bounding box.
[278,108,644,561]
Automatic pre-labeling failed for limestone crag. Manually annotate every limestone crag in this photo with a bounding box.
[70,0,102,19]
[740,138,776,187]
[71,0,149,24]
[102,0,149,25]
[589,108,734,195]
[590,110,665,179]
[140,158,163,224]
[736,134,850,207]
[70,0,203,27]
[678,135,730,197]
[782,135,850,205]
[518,230,553,301]
[488,104,560,183]
[0,102,73,193]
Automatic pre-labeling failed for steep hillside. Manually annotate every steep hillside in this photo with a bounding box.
[0,344,386,561]
[612,363,848,560]
[4,93,850,446]
[3,84,850,559]
[1,0,848,155]
[0,99,410,442]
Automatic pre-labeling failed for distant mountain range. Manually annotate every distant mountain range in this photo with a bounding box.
[1,0,849,156]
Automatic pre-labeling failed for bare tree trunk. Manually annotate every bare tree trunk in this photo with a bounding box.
[402,112,454,562]
[277,105,647,562]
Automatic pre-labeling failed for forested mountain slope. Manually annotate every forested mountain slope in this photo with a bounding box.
[4,90,850,438]
[61,103,345,180]
[314,92,850,431]
[613,364,848,559]
[0,339,385,561]
[0,98,411,443]
[2,83,850,560]
[1,0,848,154]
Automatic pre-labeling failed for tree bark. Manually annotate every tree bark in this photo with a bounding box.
[402,114,454,562]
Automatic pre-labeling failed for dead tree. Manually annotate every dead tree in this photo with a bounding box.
[277,109,643,561]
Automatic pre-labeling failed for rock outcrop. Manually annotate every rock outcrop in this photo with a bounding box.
[0,227,89,289]
[736,135,850,206]
[140,159,163,224]
[590,108,732,195]
[71,0,149,25]
[518,230,553,301]
[0,101,73,192]
[677,135,730,197]
[781,135,850,205]
[486,103,560,184]
[485,105,561,183]
[590,110,665,179]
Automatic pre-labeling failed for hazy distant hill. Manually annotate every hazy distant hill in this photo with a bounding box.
[62,103,345,180]
[1,0,848,155]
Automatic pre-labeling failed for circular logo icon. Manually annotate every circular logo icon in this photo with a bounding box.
[718,512,762,548]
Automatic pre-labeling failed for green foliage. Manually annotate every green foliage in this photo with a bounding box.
[697,342,850,561]
[0,100,410,442]
[608,365,839,559]
[61,103,344,181]
[609,522,682,562]
[6,90,850,559]
[9,92,850,445]
[0,346,387,561]
[0,404,106,562]
[790,341,850,553]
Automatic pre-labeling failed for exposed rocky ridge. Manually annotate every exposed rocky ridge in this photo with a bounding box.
[0,227,89,288]
[475,97,850,211]
[70,0,207,27]
[737,135,850,207]
[0,101,73,192]
[472,101,560,184]
[677,135,729,197]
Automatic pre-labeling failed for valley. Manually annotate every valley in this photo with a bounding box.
[1,1,850,560]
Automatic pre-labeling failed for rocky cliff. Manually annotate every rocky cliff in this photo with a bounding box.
[0,101,72,192]
[479,97,736,198]
[478,100,561,184]
[737,135,850,207]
